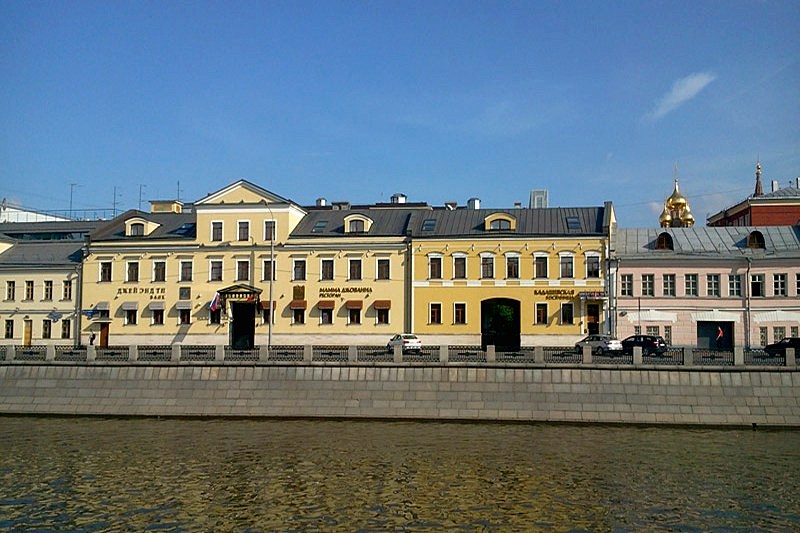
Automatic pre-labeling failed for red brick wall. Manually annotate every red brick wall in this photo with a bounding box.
[750,205,800,226]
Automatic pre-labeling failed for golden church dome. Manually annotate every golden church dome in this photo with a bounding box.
[680,205,695,227]
[659,205,673,227]
[666,179,688,210]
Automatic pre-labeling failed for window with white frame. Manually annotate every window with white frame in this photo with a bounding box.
[61,319,71,339]
[534,255,548,279]
[126,262,139,282]
[751,274,765,297]
[236,260,250,281]
[536,303,548,325]
[180,261,193,282]
[663,274,676,297]
[480,254,494,279]
[430,303,442,324]
[62,280,72,301]
[238,221,250,241]
[293,259,306,281]
[263,259,276,281]
[453,255,467,279]
[685,274,698,296]
[773,273,787,296]
[210,261,223,282]
[321,259,334,281]
[377,258,390,280]
[429,255,442,279]
[560,302,574,324]
[5,281,14,301]
[43,280,53,301]
[641,274,654,296]
[559,253,574,278]
[585,254,600,278]
[621,274,633,296]
[707,274,720,297]
[728,274,742,296]
[264,220,276,241]
[506,254,520,279]
[211,221,223,241]
[454,303,466,324]
[153,261,166,282]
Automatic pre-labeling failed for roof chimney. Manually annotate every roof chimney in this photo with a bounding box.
[771,180,779,192]
[316,197,327,207]
[467,197,481,210]
[444,201,457,210]
[514,202,522,208]
[391,193,407,204]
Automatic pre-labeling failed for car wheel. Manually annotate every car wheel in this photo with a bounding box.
[596,347,605,356]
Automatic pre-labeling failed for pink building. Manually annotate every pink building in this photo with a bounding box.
[613,226,800,349]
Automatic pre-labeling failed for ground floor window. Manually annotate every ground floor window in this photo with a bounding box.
[634,325,641,335]
[126,310,137,325]
[663,325,672,345]
[560,303,573,325]
[792,326,799,338]
[430,303,442,324]
[774,326,786,342]
[209,309,221,325]
[349,308,361,325]
[454,303,466,324]
[179,309,191,325]
[293,309,305,324]
[759,327,768,346]
[646,325,659,336]
[152,309,164,325]
[4,320,12,339]
[320,308,333,324]
[61,319,71,339]
[376,309,389,324]
[262,308,271,325]
[42,319,51,339]
[535,303,547,325]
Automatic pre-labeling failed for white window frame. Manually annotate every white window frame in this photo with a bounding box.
[584,252,601,279]
[558,252,574,279]
[152,260,167,282]
[534,253,549,279]
[479,253,495,279]
[428,253,443,280]
[505,252,520,279]
[452,253,467,280]
[264,219,276,241]
[126,261,140,283]
[375,257,391,281]
[453,302,467,324]
[237,220,250,241]
[320,257,335,281]
[210,220,224,242]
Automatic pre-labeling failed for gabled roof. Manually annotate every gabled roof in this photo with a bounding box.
[617,226,800,259]
[195,179,296,206]
[89,210,196,242]
[290,209,416,238]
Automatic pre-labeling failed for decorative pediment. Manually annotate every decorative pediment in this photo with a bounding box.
[195,180,291,206]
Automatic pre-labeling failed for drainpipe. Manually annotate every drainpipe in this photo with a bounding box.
[405,230,413,334]
[745,257,752,349]
[74,236,89,348]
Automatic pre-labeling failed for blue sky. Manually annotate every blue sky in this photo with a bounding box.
[1,1,798,226]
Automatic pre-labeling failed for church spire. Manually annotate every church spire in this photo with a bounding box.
[754,160,763,197]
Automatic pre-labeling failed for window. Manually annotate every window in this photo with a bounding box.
[293,260,306,281]
[179,309,191,324]
[349,259,362,281]
[42,319,51,339]
[559,255,574,278]
[421,219,436,231]
[536,303,548,325]
[707,274,720,297]
[321,259,334,281]
[4,319,12,339]
[153,261,166,282]
[311,221,327,233]
[685,274,698,296]
[126,309,137,325]
[429,256,442,279]
[751,274,765,297]
[454,303,466,324]
[293,308,305,324]
[25,281,33,300]
[656,232,674,250]
[664,325,672,345]
[663,274,676,297]
[506,255,520,279]
[759,326,768,346]
[489,219,511,230]
[5,281,14,301]
[264,220,276,241]
[377,308,389,324]
[63,280,72,301]
[641,274,654,296]
[130,223,144,236]
[774,326,786,342]
[211,221,223,241]
[261,307,271,326]
[153,309,164,325]
[565,216,581,230]
[747,231,765,249]
[60,319,71,339]
[349,308,361,325]
[377,259,390,280]
[634,326,641,335]
[586,255,600,278]
[238,221,250,241]
[773,274,787,296]
[453,256,467,279]
[791,326,799,338]
[729,274,742,297]
[180,261,193,282]
[797,273,800,296]
[534,256,548,279]
[320,308,333,324]
[646,325,660,336]
[560,303,574,325]
[430,303,442,324]
[480,255,494,279]
[127,262,139,282]
[100,262,112,282]
[348,219,365,233]
[263,260,276,281]
[43,281,53,301]
[237,260,250,281]
[621,274,633,296]
[179,287,191,300]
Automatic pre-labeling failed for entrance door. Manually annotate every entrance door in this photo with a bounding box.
[230,302,256,349]
[697,321,733,350]
[587,303,600,334]
[99,323,109,347]
[23,320,32,347]
[481,298,521,352]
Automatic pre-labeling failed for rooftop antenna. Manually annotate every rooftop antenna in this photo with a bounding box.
[138,184,147,211]
[177,180,182,202]
[69,183,79,218]
[112,186,122,217]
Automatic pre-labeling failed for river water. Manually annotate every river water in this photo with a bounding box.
[1,417,798,532]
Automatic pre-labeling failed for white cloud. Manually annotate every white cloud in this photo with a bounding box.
[646,72,717,120]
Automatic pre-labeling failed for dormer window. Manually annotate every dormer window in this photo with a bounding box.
[125,217,159,237]
[343,214,373,233]
[484,213,516,231]
[129,223,144,237]
[656,232,674,250]
[747,230,765,249]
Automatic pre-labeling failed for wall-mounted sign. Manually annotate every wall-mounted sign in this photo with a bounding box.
[534,288,575,300]
[318,286,374,298]
[116,287,166,300]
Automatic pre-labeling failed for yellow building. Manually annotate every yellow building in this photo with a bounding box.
[409,203,616,349]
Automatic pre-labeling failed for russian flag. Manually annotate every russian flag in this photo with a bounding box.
[209,292,221,312]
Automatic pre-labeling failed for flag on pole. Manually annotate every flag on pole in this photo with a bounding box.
[209,292,221,311]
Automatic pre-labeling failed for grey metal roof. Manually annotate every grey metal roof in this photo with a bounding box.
[617,226,800,259]
[757,186,800,200]
[290,208,416,237]
[409,207,607,238]
[0,220,104,240]
[89,210,197,242]
[0,241,84,267]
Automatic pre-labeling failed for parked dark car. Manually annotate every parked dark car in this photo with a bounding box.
[621,334,668,355]
[764,337,800,357]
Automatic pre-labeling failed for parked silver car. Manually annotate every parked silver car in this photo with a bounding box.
[575,334,623,355]
[387,333,422,354]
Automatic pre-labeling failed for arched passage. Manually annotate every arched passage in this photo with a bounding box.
[481,298,521,352]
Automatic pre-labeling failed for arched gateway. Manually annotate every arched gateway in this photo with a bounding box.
[481,298,521,352]
[217,284,262,349]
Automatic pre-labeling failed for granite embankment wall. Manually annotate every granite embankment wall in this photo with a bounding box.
[1,363,799,426]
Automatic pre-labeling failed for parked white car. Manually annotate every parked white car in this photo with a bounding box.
[575,335,623,355]
[387,333,422,354]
